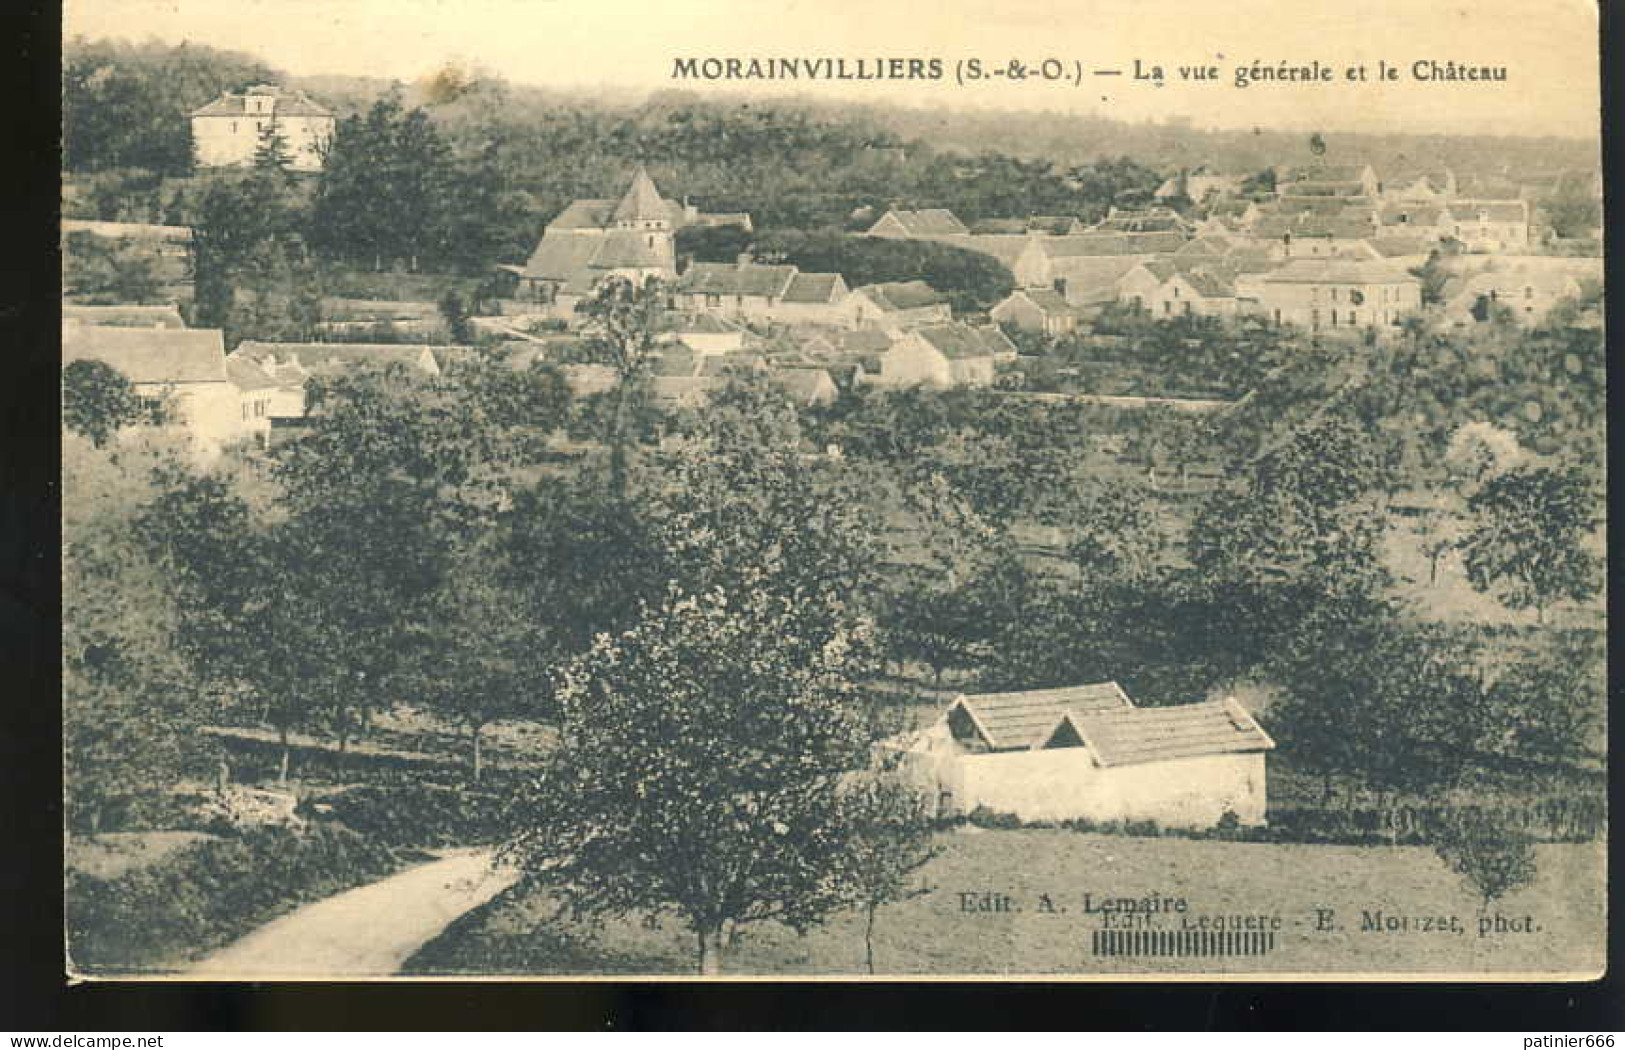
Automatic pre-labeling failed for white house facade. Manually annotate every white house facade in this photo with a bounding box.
[191,85,335,173]
[896,683,1274,829]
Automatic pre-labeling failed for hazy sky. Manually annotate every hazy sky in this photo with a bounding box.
[65,0,1600,139]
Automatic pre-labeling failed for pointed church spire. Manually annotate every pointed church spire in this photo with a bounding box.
[612,166,668,224]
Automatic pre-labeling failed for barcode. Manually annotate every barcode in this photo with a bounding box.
[1091,929,1276,957]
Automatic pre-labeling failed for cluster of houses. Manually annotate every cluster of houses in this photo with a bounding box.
[866,159,1598,337]
[497,167,1022,399]
[62,305,451,462]
[62,126,1602,467]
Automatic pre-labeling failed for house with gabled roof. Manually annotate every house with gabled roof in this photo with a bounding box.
[847,280,953,333]
[191,84,334,172]
[1380,168,1457,202]
[895,682,1274,826]
[63,323,252,458]
[1252,257,1421,331]
[1442,199,1530,252]
[1277,162,1379,200]
[877,323,1010,389]
[865,208,970,239]
[673,256,853,326]
[990,287,1086,335]
[62,304,187,330]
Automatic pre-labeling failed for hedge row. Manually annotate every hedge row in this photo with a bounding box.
[958,795,1605,846]
[66,824,404,975]
[300,782,515,848]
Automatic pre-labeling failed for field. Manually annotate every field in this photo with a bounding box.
[404,829,1605,978]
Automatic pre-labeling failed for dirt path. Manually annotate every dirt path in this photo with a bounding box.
[190,848,519,979]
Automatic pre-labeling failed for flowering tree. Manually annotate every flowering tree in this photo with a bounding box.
[503,583,888,975]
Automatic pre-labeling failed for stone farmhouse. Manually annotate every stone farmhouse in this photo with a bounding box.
[63,323,250,458]
[990,288,1087,335]
[848,280,953,332]
[895,682,1274,828]
[1246,257,1422,331]
[191,85,334,173]
[877,323,1013,389]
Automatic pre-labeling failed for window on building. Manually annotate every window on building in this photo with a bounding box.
[1331,309,1338,325]
[1525,286,1534,299]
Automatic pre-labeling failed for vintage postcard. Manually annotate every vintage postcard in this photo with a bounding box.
[61,0,1604,980]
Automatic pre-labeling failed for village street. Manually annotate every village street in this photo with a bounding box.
[189,848,519,978]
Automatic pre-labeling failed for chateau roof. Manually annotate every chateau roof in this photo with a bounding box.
[612,167,669,224]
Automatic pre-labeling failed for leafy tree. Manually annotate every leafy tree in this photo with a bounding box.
[1481,629,1604,766]
[1539,173,1601,240]
[1459,464,1602,624]
[252,117,293,171]
[1434,809,1537,915]
[1190,415,1390,601]
[835,777,938,975]
[62,232,163,304]
[577,276,664,496]
[63,431,213,830]
[1267,610,1488,812]
[1444,422,1523,494]
[62,359,144,447]
[504,584,883,975]
[675,223,754,266]
[1416,499,1464,587]
[753,228,1014,315]
[438,290,475,344]
[1061,479,1168,587]
[401,536,539,781]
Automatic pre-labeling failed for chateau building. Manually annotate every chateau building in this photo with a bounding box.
[190,85,334,173]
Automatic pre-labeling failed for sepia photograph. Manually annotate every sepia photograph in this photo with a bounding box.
[59,0,1604,981]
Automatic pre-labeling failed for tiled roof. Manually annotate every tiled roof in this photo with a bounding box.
[62,304,186,329]
[951,683,1132,751]
[931,233,1034,267]
[226,355,279,392]
[1378,204,1445,227]
[190,86,333,119]
[1041,231,1187,257]
[878,208,969,236]
[856,280,946,311]
[1069,698,1274,767]
[523,229,608,281]
[612,167,668,224]
[235,341,443,375]
[1262,258,1417,285]
[1009,287,1078,314]
[678,261,797,298]
[1446,200,1528,224]
[591,228,669,269]
[549,200,616,230]
[63,325,226,385]
[781,272,846,304]
[911,323,1007,361]
[1369,234,1434,258]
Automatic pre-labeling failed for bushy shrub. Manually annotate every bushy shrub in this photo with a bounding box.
[66,824,401,974]
[300,782,512,847]
[965,805,1023,830]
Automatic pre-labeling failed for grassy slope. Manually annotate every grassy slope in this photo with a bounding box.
[405,829,1604,977]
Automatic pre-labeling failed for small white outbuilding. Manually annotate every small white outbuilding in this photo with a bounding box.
[896,682,1274,829]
